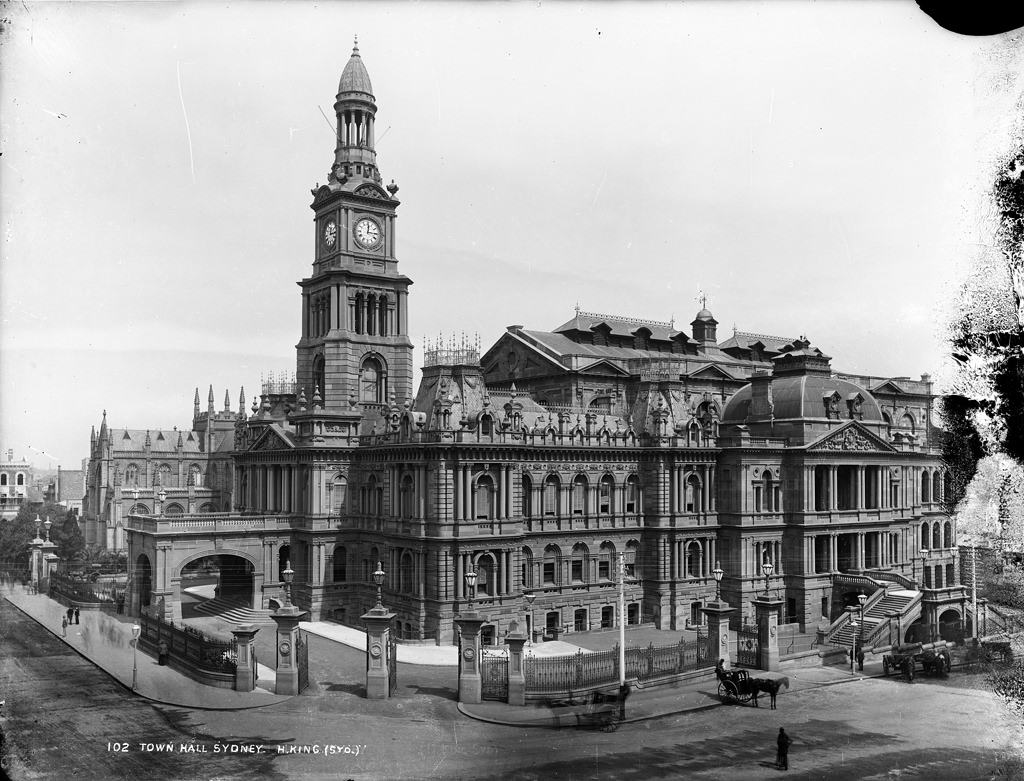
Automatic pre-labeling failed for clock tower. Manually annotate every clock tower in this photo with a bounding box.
[298,40,413,419]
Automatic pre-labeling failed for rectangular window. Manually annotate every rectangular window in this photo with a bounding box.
[598,557,610,580]
[571,559,583,581]
[543,561,555,584]
[544,487,557,516]
[572,482,584,515]
[599,482,611,514]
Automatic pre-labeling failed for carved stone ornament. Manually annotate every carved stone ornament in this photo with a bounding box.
[820,428,873,451]
[355,184,386,199]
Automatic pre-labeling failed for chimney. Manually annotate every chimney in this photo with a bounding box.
[6,449,11,462]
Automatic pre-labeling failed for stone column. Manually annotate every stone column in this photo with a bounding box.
[454,612,486,704]
[752,595,784,671]
[700,599,736,668]
[232,624,260,692]
[271,600,308,696]
[506,625,528,706]
[361,605,397,699]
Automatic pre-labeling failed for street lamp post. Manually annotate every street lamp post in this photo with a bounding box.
[465,568,478,612]
[524,591,536,644]
[131,623,141,691]
[857,592,868,671]
[618,553,627,688]
[761,559,774,597]
[373,560,386,611]
[282,560,294,607]
[712,560,724,601]
[849,617,858,670]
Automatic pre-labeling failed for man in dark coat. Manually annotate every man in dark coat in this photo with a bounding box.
[74,607,80,625]
[776,727,793,770]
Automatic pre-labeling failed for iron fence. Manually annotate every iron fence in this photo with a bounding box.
[524,630,710,695]
[139,612,237,674]
[49,573,123,605]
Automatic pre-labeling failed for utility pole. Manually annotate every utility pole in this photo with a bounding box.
[618,552,626,687]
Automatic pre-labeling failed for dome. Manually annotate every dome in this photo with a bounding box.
[338,41,374,96]
[722,375,883,423]
[694,308,715,322]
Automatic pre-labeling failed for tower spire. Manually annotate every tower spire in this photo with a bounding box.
[208,385,215,413]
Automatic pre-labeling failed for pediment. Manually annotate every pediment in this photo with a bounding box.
[354,184,390,200]
[686,363,737,381]
[807,422,896,453]
[870,380,907,395]
[249,426,294,452]
[577,359,630,377]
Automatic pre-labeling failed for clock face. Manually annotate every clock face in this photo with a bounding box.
[323,220,337,249]
[354,217,382,249]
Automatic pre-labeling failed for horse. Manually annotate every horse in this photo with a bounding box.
[750,676,790,709]
[920,648,950,677]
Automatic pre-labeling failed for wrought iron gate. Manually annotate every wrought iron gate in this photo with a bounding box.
[296,630,309,692]
[736,625,760,669]
[480,648,509,701]
[388,629,398,695]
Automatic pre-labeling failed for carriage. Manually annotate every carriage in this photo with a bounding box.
[964,639,1015,669]
[574,687,627,732]
[881,643,951,679]
[717,668,756,704]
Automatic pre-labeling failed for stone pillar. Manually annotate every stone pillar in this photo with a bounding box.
[506,624,527,706]
[361,606,397,699]
[271,601,308,696]
[700,599,736,668]
[28,533,45,592]
[232,624,260,692]
[454,612,486,704]
[752,595,784,672]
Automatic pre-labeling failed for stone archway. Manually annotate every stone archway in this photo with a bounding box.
[135,553,153,614]
[173,550,262,620]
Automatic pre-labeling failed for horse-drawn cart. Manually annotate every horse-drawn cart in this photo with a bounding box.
[716,668,789,708]
[881,643,951,680]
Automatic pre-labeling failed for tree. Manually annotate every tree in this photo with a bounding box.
[0,502,80,564]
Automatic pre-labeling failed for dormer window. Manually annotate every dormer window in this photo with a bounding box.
[846,393,865,420]
[823,391,842,420]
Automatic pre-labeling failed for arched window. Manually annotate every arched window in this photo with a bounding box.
[189,464,202,487]
[16,473,24,486]
[543,475,560,516]
[400,475,414,518]
[900,413,915,432]
[521,547,534,587]
[333,546,347,582]
[943,521,952,549]
[543,545,560,584]
[921,471,931,503]
[572,475,587,516]
[932,522,941,550]
[688,422,701,446]
[625,475,640,514]
[522,474,533,518]
[571,543,588,582]
[313,355,326,404]
[378,295,388,336]
[685,474,701,513]
[685,541,702,578]
[366,294,377,335]
[0,474,6,486]
[480,414,493,437]
[763,472,775,512]
[475,475,494,520]
[360,357,383,403]
[354,292,364,334]
[476,553,496,597]
[920,522,929,551]
[599,542,616,580]
[157,464,172,488]
[331,476,347,515]
[400,551,414,593]
[599,475,614,515]
[625,540,640,579]
[944,470,953,504]
[125,464,140,488]
[164,503,184,515]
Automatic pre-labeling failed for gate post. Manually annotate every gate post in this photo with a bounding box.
[752,595,784,672]
[506,623,527,706]
[361,606,396,699]
[701,599,736,669]
[454,612,486,704]
[271,602,307,695]
[231,624,259,692]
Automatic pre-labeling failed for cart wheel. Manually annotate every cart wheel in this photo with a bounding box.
[718,680,738,703]
[601,714,621,733]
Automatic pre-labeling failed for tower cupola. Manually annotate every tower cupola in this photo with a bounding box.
[332,38,380,184]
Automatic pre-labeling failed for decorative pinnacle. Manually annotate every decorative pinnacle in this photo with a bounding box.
[353,35,359,54]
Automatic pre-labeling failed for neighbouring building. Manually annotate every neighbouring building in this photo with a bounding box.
[0,450,34,521]
[102,42,966,648]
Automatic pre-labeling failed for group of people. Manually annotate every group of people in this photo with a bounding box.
[716,659,796,770]
[61,605,80,636]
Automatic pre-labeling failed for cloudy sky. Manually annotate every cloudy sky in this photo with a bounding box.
[2,1,1022,472]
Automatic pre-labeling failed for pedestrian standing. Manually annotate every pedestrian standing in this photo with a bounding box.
[61,616,68,638]
[66,607,73,624]
[776,727,793,770]
[74,607,80,625]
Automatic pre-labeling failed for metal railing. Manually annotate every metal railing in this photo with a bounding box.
[524,631,710,695]
[138,613,237,674]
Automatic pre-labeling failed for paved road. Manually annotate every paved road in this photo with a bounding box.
[2,596,1021,780]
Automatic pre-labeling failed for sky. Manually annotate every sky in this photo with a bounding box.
[2,1,1023,473]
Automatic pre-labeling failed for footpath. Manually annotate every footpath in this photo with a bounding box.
[4,583,889,723]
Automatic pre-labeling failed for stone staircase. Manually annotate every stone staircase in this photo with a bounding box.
[831,589,919,649]
[191,596,276,625]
